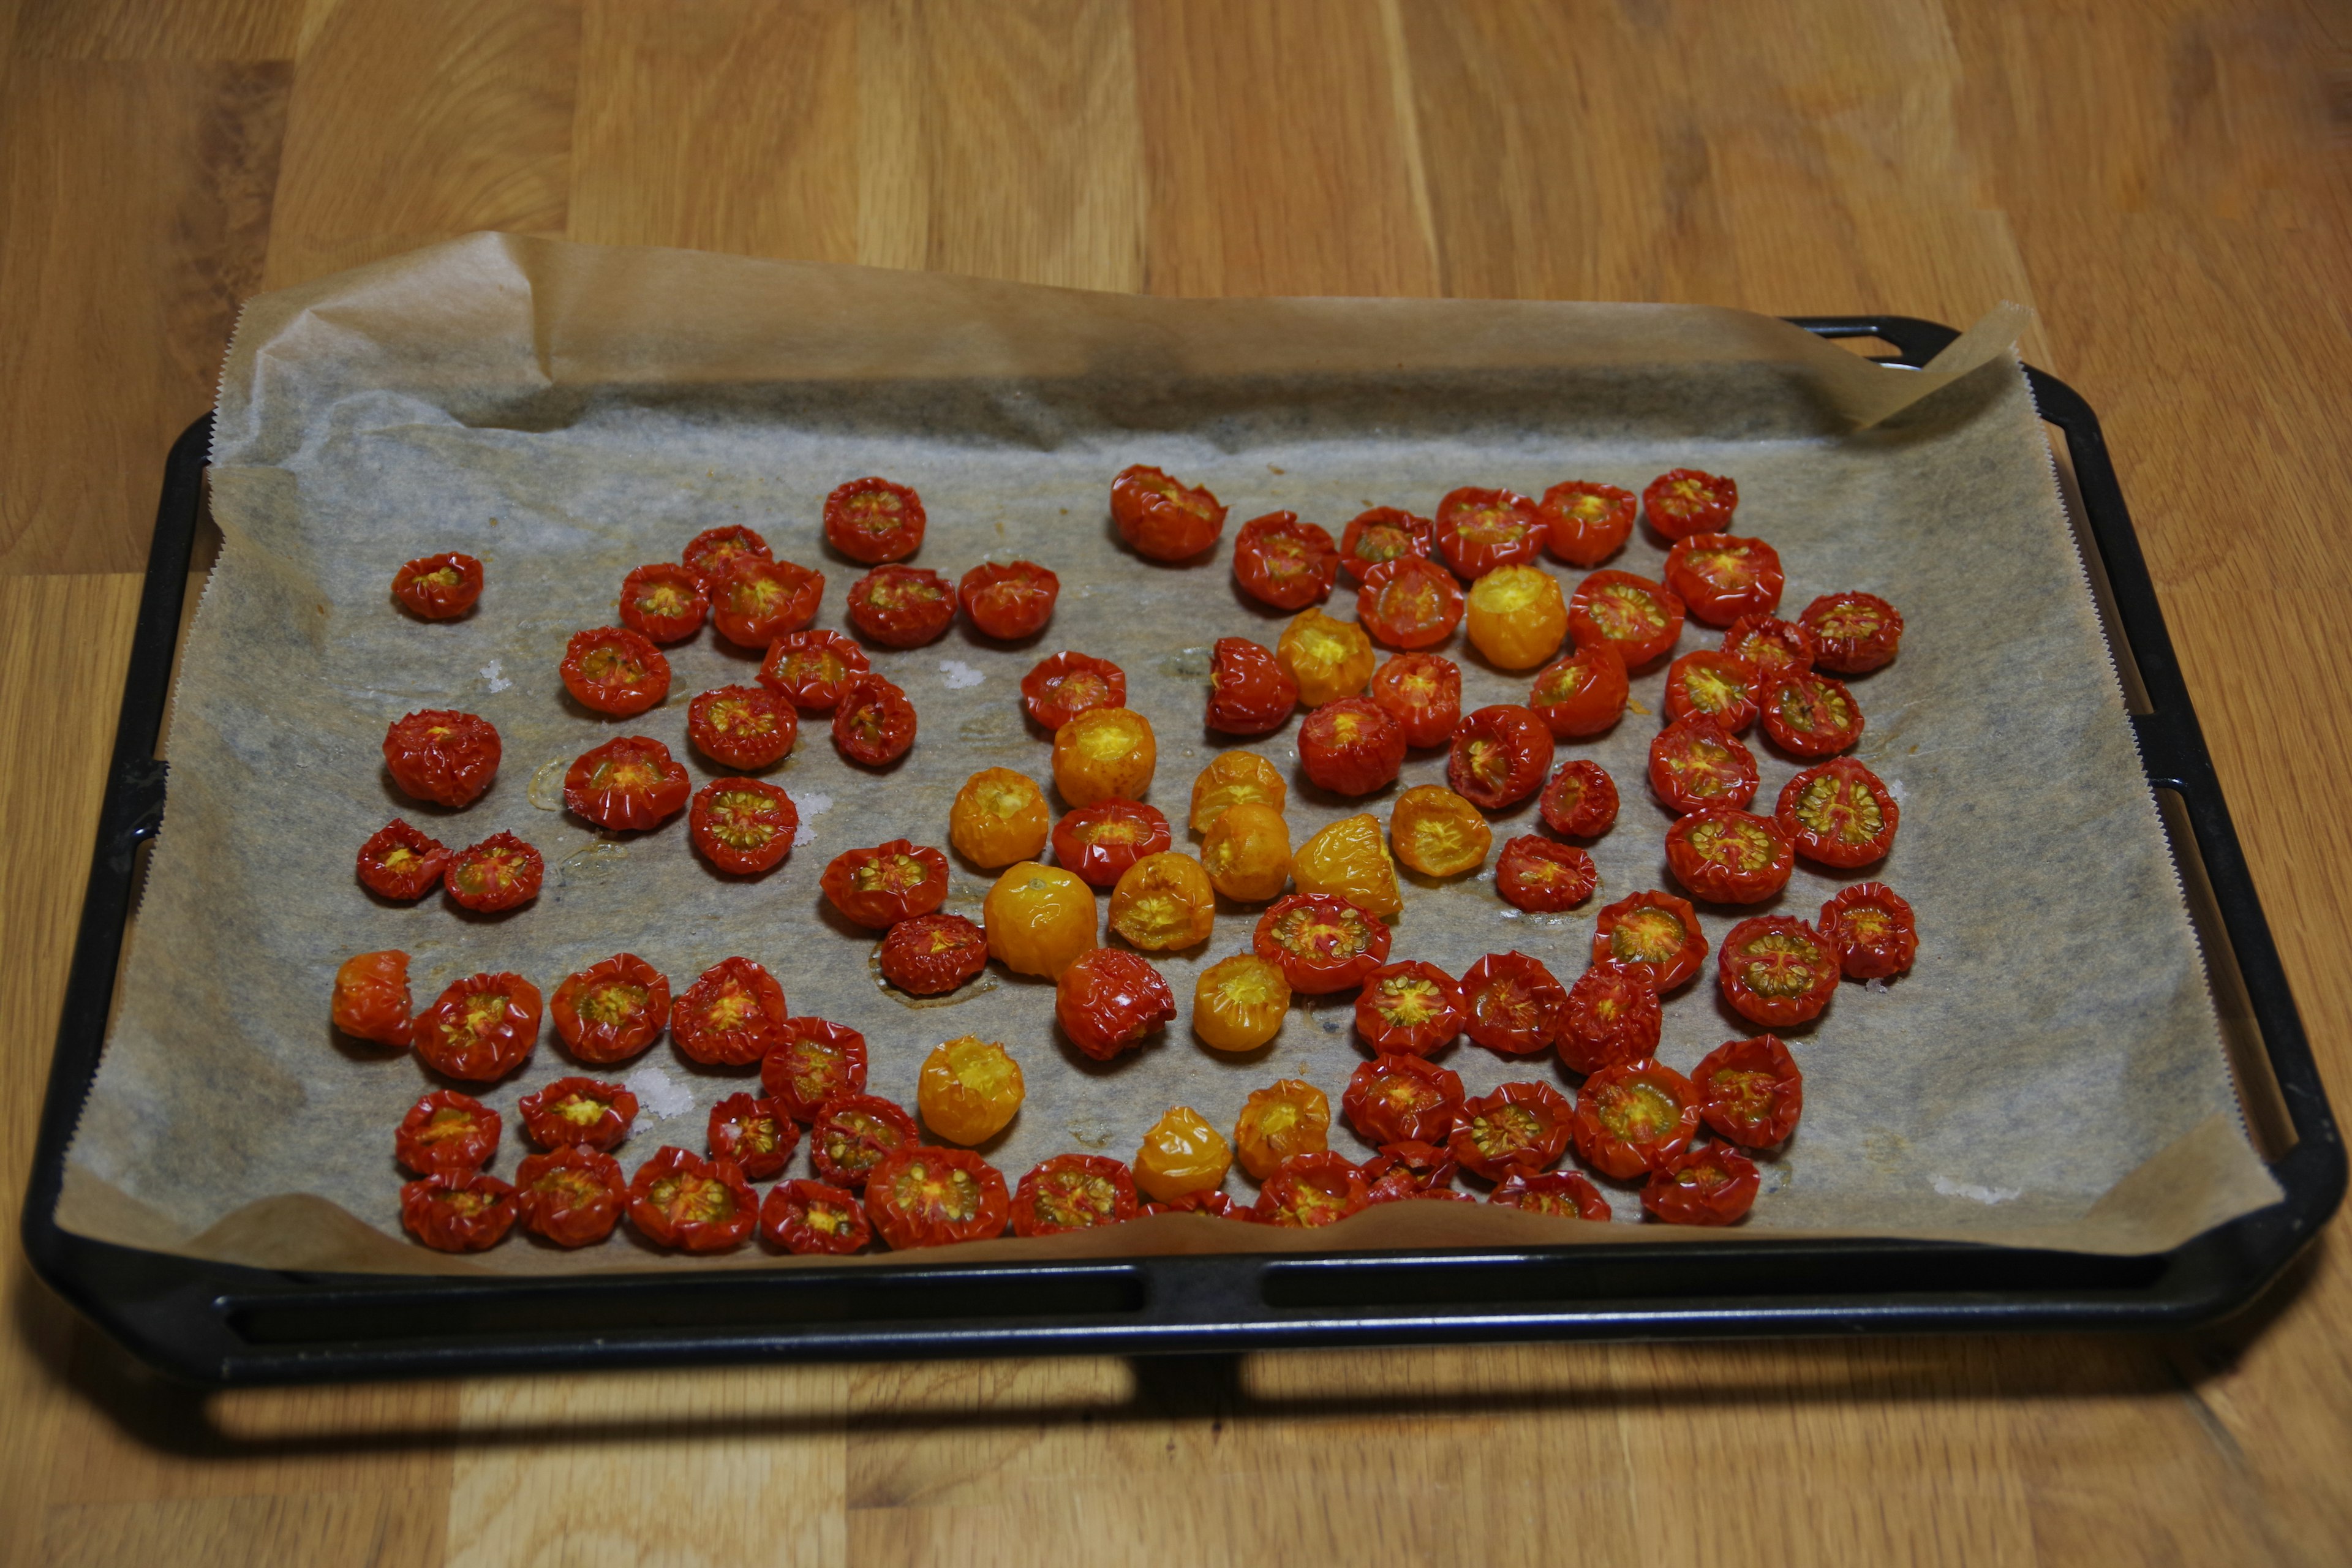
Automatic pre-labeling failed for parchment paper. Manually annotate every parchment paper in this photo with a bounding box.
[55,233,2278,1275]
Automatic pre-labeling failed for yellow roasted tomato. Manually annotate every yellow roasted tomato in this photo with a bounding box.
[1189,749,1287,832]
[1133,1106,1233,1202]
[1200,802,1291,903]
[1389,785,1493,877]
[1466,564,1569,670]
[1291,813,1403,918]
[1234,1079,1330,1180]
[1275,608,1376,707]
[982,862,1098,977]
[1108,851,1218,951]
[1052,707,1156,807]
[1193,953,1291,1051]
[917,1036,1025,1145]
[949,767,1050,868]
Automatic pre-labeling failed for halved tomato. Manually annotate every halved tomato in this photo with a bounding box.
[688,777,799,875]
[821,839,950,929]
[356,819,450,901]
[865,1145,1012,1248]
[671,957,788,1066]
[1434,488,1544,578]
[549,954,671,1064]
[617,562,707,643]
[1717,916,1839,1027]
[832,674,917,766]
[1299,698,1406,796]
[1111,465,1226,560]
[1662,533,1784,627]
[1449,1081,1573,1181]
[959,560,1060,639]
[1664,807,1793,904]
[1052,799,1172,888]
[1648,714,1759,814]
[383,710,500,807]
[710,557,824,647]
[1343,1054,1466,1145]
[1590,889,1708,991]
[564,736,691,831]
[442,832,543,912]
[758,629,870,711]
[1567,570,1684,669]
[1800,591,1904,673]
[1694,1034,1804,1148]
[1537,759,1619,839]
[1556,960,1660,1076]
[413,971,543,1081]
[1233,511,1339,609]
[1642,1144,1761,1226]
[1253,1152,1371,1228]
[1337,507,1434,584]
[1775,756,1899,868]
[1528,641,1629,739]
[628,1147,756,1252]
[1642,469,1737,540]
[1253,892,1392,994]
[1571,1060,1699,1178]
[682,525,770,587]
[1759,670,1864,758]
[1819,881,1917,978]
[687,684,797,770]
[761,1017,869,1121]
[1022,651,1126,731]
[1539,480,1635,568]
[560,627,671,717]
[1662,649,1759,733]
[1458,951,1568,1057]
[823,476,926,564]
[1493,837,1596,913]
[1352,961,1466,1057]
[1446,704,1554,810]
[1355,557,1464,649]
[1490,1169,1611,1221]
[1205,637,1299,737]
[1010,1154,1140,1236]
[393,552,483,619]
[1368,653,1461,747]
[1721,612,1814,693]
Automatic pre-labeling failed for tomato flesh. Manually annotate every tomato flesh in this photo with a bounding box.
[1356,557,1465,649]
[1800,591,1904,673]
[1591,889,1708,991]
[1253,893,1392,994]
[1820,881,1918,978]
[824,476,926,564]
[564,736,691,831]
[1493,837,1596,912]
[689,777,799,875]
[1717,915,1839,1027]
[1352,961,1466,1056]
[1760,670,1864,758]
[1569,569,1685,669]
[560,627,671,716]
[1556,961,1662,1075]
[1776,757,1899,867]
[1446,704,1554,810]
[959,560,1060,639]
[759,629,870,711]
[708,1092,799,1181]
[629,1147,757,1252]
[1449,1080,1574,1180]
[1233,511,1340,609]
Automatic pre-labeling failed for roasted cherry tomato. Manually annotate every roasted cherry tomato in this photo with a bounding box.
[812,1095,921,1189]
[762,1017,869,1122]
[1557,960,1661,1075]
[1665,807,1794,904]
[1664,533,1784,628]
[1111,464,1227,560]
[1538,760,1619,839]
[1205,636,1298,736]
[414,971,542,1081]
[333,949,413,1046]
[1338,507,1436,584]
[1718,915,1839,1027]
[1353,961,1464,1057]
[1540,481,1636,568]
[1292,813,1402,918]
[1368,652,1461,747]
[1275,609,1376,707]
[1055,949,1177,1059]
[617,561,708,643]
[1434,487,1543,578]
[1133,1106,1233,1202]
[392,551,483,619]
[629,1147,757,1251]
[1343,1054,1464,1145]
[1191,750,1287,831]
[1643,1144,1761,1226]
[560,627,671,717]
[1053,707,1155,807]
[687,684,797,770]
[1360,1139,1459,1197]
[671,957,788,1066]
[1253,893,1390,994]
[1800,591,1904,673]
[1053,799,1172,888]
[959,559,1060,639]
[1494,837,1596,913]
[395,1089,499,1174]
[682,524,771,587]
[564,736,690,831]
[1569,569,1684,670]
[824,475,926,563]
[983,862,1098,977]
[917,1035,1025,1145]
[1450,1081,1573,1181]
[832,673,917,766]
[1465,565,1568,670]
[1233,511,1340,609]
[1254,1152,1371,1227]
[1491,1169,1611,1221]
[1776,756,1900,868]
[1528,641,1628,739]
[711,557,823,647]
[761,1178,872,1254]
[383,709,500,807]
[1722,612,1815,692]
[1234,1079,1331,1180]
[1648,714,1759,814]
[864,1145,1010,1248]
[952,767,1052,868]
[1664,650,1759,733]
[1022,650,1126,730]
[550,953,670,1064]
[758,628,869,711]
[443,831,544,913]
[1109,852,1218,950]
[822,840,949,929]
[1695,1034,1804,1148]
[355,819,450,902]
[1760,670,1864,758]
[1460,951,1568,1057]
[1642,468,1738,540]
[514,1147,627,1247]
[708,1092,798,1180]
[518,1076,638,1151]
[401,1171,517,1252]
[848,564,957,648]
[1572,1060,1699,1178]
[1356,557,1464,650]
[1820,881,1918,978]
[688,777,798,875]
[1591,889,1708,991]
[1298,698,1404,796]
[1447,704,1555,810]
[1200,802,1291,902]
[1390,785,1491,877]
[1193,954,1291,1050]
[879,913,990,995]
[1012,1154,1140,1236]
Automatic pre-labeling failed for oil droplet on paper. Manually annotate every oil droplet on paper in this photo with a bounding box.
[528,759,567,810]
[557,842,627,884]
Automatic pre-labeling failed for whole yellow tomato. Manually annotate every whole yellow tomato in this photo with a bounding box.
[982,862,1097,977]
[1291,813,1402,918]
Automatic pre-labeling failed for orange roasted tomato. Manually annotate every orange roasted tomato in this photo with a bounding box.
[1819,881,1917,978]
[1493,837,1596,913]
[401,1172,518,1253]
[1053,798,1172,888]
[1572,1060,1700,1179]
[1648,714,1759,814]
[333,949,413,1047]
[759,628,870,711]
[1200,802,1291,902]
[983,862,1098,977]
[1368,652,1461,748]
[396,1089,497,1175]
[1193,953,1292,1050]
[1353,961,1465,1057]
[761,1178,872,1255]
[710,557,823,647]
[629,1147,757,1252]
[1642,468,1738,540]
[1568,569,1684,670]
[1275,608,1376,707]
[848,564,957,649]
[1540,480,1636,567]
[878,913,990,996]
[550,953,671,1065]
[1465,564,1568,670]
[1591,889,1708,991]
[1053,707,1156,807]
[1760,670,1864,758]
[917,1035,1025,1145]
[1057,948,1178,1059]
[1776,756,1899,868]
[1434,487,1544,578]
[672,957,789,1068]
[1450,1080,1574,1181]
[1022,650,1126,730]
[1205,636,1298,736]
[811,1095,921,1189]
[1722,612,1815,694]
[864,1145,1011,1248]
[561,626,671,717]
[1338,507,1437,584]
[1643,1144,1762,1226]
[823,475,926,564]
[1664,533,1784,628]
[1233,511,1339,609]
[761,1016,869,1122]
[1528,641,1628,740]
[383,709,500,807]
[1292,814,1402,918]
[959,560,1060,639]
[1190,750,1287,831]
[1664,649,1759,733]
[518,1076,638,1152]
[1344,1054,1464,1145]
[1460,951,1569,1057]
[514,1147,627,1248]
[1356,557,1465,650]
[822,840,950,929]
[1557,960,1662,1075]
[1799,591,1904,674]
[1012,1155,1140,1237]
[1234,1078,1331,1179]
[617,561,707,643]
[1665,807,1794,905]
[952,767,1053,869]
[1109,851,1218,951]
[442,831,544,913]
[1300,698,1406,796]
[356,819,450,902]
[564,736,691,830]
[392,552,483,619]
[1254,1152,1371,1227]
[1717,916,1839,1027]
[1694,1033,1804,1148]
[689,777,798,875]
[687,684,797,770]
[1447,704,1555,810]
[831,673,918,767]
[1389,785,1491,877]
[707,1092,799,1180]
[1133,1106,1233,1202]
[682,524,771,588]
[1490,1169,1611,1221]
[414,971,543,1081]
[1538,759,1619,839]
[1253,892,1390,994]
[1111,464,1227,560]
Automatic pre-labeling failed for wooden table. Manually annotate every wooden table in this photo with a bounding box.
[5,2,2349,1562]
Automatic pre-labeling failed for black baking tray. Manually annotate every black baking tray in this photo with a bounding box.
[21,317,2343,1386]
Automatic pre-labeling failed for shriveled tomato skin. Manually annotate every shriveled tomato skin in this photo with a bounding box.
[1111,465,1227,560]
[1800,590,1904,674]
[355,819,450,902]
[832,674,917,766]
[1722,613,1815,692]
[383,709,501,807]
[1449,1080,1574,1181]
[824,475,926,564]
[1299,698,1406,796]
[761,1178,873,1254]
[1337,507,1435,584]
[1663,650,1760,733]
[1820,881,1918,978]
[1572,1060,1700,1180]
[559,627,671,717]
[514,1147,627,1247]
[1054,799,1174,889]
[1493,837,1596,913]
[878,913,990,996]
[1055,949,1177,1060]
[617,562,708,643]
[671,957,788,1066]
[848,564,957,649]
[392,552,483,619]
[687,684,798,770]
[1355,557,1465,649]
[1590,889,1709,992]
[1253,1152,1371,1228]
[1233,511,1340,610]
[413,971,543,1082]
[959,560,1060,639]
[1568,570,1686,670]
[759,629,869,711]
[1464,565,1568,670]
[1664,807,1795,905]
[442,832,543,912]
[1642,468,1738,540]
[1776,756,1899,868]
[1642,1144,1761,1226]
[1663,533,1785,627]
[1446,704,1555,810]
[1556,961,1662,1076]
[1648,714,1760,815]
[1694,1034,1804,1148]
[682,525,771,587]
[1491,1169,1612,1221]
[708,1093,799,1180]
[1022,651,1126,731]
[1205,637,1299,736]
[821,840,950,929]
[984,862,1098,979]
[710,558,824,647]
[334,949,413,1047]
[518,1076,639,1152]
[1368,653,1461,748]
[1011,1153,1142,1236]
[1760,669,1865,758]
[1528,642,1629,739]
[1717,916,1840,1027]
[401,1172,518,1252]
[1343,1054,1466,1145]
[550,954,670,1064]
[1459,951,1569,1057]
[1253,892,1392,995]
[563,736,692,831]
[812,1095,921,1190]
[1353,960,1466,1057]
[1275,609,1376,707]
[1537,760,1619,839]
[1143,1189,1244,1219]
[1434,487,1544,579]
[761,1017,869,1122]
[864,1144,1011,1248]
[395,1089,499,1174]
[1052,708,1156,808]
[1540,481,1636,568]
[628,1147,758,1252]
[688,777,799,875]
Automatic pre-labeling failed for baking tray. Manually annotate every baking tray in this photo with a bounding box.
[20,316,2343,1386]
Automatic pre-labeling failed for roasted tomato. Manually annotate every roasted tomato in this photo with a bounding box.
[1465,565,1568,670]
[1800,591,1904,674]
[848,564,957,648]
[414,971,542,1081]
[560,627,671,717]
[864,1145,1011,1248]
[671,957,788,1066]
[1292,814,1403,918]
[1557,960,1662,1075]
[1663,533,1784,627]
[1695,1034,1804,1148]
[1722,613,1815,692]
[822,840,950,929]
[564,736,691,831]
[1491,1169,1611,1221]
[1447,703,1555,810]
[1133,1106,1233,1202]
[959,560,1060,639]
[710,558,824,647]
[1540,481,1636,568]
[811,1095,921,1189]
[1254,1152,1371,1227]
[518,1076,638,1152]
[1204,636,1298,736]
[395,1089,499,1174]
[1450,1081,1573,1181]
[1109,852,1218,951]
[682,524,771,587]
[550,953,670,1064]
[1234,1079,1332,1179]
[1664,650,1760,733]
[401,1172,518,1252]
[1760,671,1864,758]
[758,628,870,711]
[392,552,483,619]
[761,1178,872,1254]
[1254,893,1390,993]
[1012,1154,1140,1236]
[1643,1144,1761,1226]
[1052,799,1172,888]
[762,1017,869,1121]
[383,709,500,807]
[1776,756,1900,868]
[1572,1060,1700,1178]
[1460,951,1568,1057]
[1642,468,1738,540]
[1354,961,1465,1057]
[824,475,926,563]
[1648,714,1759,814]
[708,1092,798,1180]
[1275,609,1376,707]
[1494,837,1596,913]
[1665,807,1794,904]
[1233,511,1340,609]
[1718,916,1839,1027]
[1299,698,1406,796]
[1355,557,1465,650]
[982,862,1098,977]
[1191,749,1287,831]
[1434,487,1544,578]
[688,777,799,875]
[1538,760,1619,839]
[443,832,544,913]
[333,950,413,1046]
[355,819,450,902]
[1343,1054,1465,1145]
[514,1147,627,1248]
[1820,881,1918,978]
[1200,802,1292,902]
[832,673,917,766]
[1193,953,1292,1050]
[1368,653,1461,747]
[629,1147,757,1251]
[1528,642,1628,739]
[917,1035,1025,1145]
[1390,785,1491,877]
[1055,948,1177,1059]
[1568,569,1684,670]
[617,562,708,643]
[687,684,797,769]
[878,913,990,996]
[1361,1139,1459,1197]
[1111,464,1227,560]
[1338,507,1436,584]
[1022,650,1126,730]
[1054,707,1156,807]
[1591,889,1708,991]
[952,767,1052,868]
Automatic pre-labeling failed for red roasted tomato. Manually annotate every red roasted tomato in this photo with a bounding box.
[1449,1081,1573,1181]
[1556,960,1662,1076]
[1664,807,1794,904]
[824,476,927,564]
[1253,1152,1371,1228]
[564,736,691,831]
[671,957,788,1066]
[1022,650,1128,731]
[1572,1060,1699,1178]
[1253,892,1392,994]
[1800,591,1904,674]
[1663,650,1760,733]
[682,525,771,588]
[1205,637,1298,736]
[383,709,500,807]
[518,1076,638,1152]
[959,560,1060,639]
[1343,1054,1465,1145]
[1056,948,1177,1061]
[688,777,799,875]
[1368,653,1461,747]
[1568,570,1684,669]
[550,954,670,1065]
[832,673,917,766]
[514,1147,627,1247]
[1539,481,1636,568]
[1722,612,1815,693]
[758,629,870,711]
[401,1172,518,1253]
[414,971,543,1081]
[711,558,824,647]
[1760,670,1864,758]
[1354,960,1466,1057]
[687,684,797,769]
[629,1147,757,1252]
[865,1144,1011,1247]
[1143,1189,1245,1219]
[761,1017,869,1121]
[1111,464,1227,561]
[1591,889,1708,991]
[1299,698,1406,796]
[708,1092,799,1180]
[1642,468,1738,540]
[392,552,483,619]
[1648,714,1759,814]
[1052,799,1172,888]
[1694,1034,1804,1148]
[1434,487,1544,578]
[1011,1153,1141,1236]
[330,947,405,1044]
[1537,759,1619,839]
[1528,641,1629,739]
[1447,704,1555,810]
[1717,916,1839,1027]
[395,1090,500,1175]
[846,564,956,649]
[877,913,991,997]
[812,1095,921,1189]
[1459,951,1569,1057]
[617,562,707,643]
[1643,1144,1761,1226]
[1337,507,1435,584]
[1819,881,1918,978]
[1493,837,1596,913]
[1355,558,1465,649]
[443,831,544,913]
[1663,533,1785,627]
[1776,756,1900,868]
[560,627,671,717]
[761,1178,872,1254]
[1360,1140,1458,1197]
[1233,511,1340,609]
[1490,1169,1611,1221]
[822,840,949,929]
[356,819,450,901]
